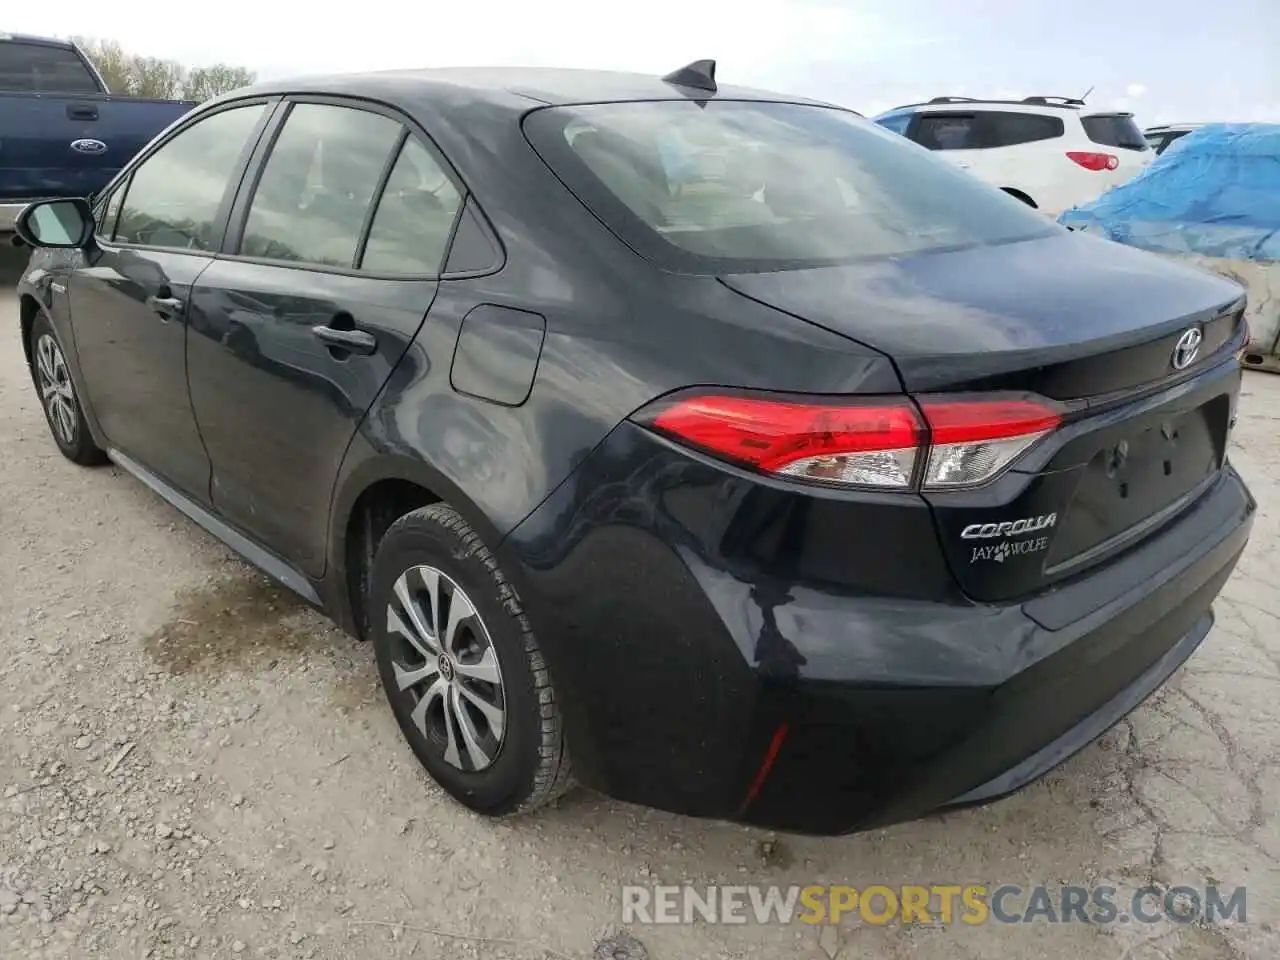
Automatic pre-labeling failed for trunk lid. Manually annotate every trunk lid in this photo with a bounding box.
[720,230,1244,397]
[722,231,1247,602]
[926,363,1239,602]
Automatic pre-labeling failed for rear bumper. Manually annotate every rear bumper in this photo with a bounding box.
[944,611,1209,808]
[505,421,1254,835]
[738,467,1251,834]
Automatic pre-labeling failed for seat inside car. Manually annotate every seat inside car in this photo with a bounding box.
[571,129,671,225]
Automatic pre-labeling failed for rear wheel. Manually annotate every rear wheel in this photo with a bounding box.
[370,503,573,815]
[29,312,106,466]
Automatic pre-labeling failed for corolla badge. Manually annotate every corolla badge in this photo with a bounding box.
[70,138,107,155]
[960,513,1057,540]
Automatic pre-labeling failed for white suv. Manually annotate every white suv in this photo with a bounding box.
[872,96,1153,216]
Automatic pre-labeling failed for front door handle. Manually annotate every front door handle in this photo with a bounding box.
[145,295,185,320]
[311,324,377,356]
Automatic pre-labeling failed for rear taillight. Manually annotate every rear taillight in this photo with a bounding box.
[638,392,1062,491]
[1066,151,1119,171]
[648,395,923,488]
[919,398,1061,488]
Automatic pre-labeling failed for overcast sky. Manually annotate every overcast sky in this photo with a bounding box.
[10,0,1280,125]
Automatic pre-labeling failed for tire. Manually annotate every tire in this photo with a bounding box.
[370,503,573,816]
[28,311,107,466]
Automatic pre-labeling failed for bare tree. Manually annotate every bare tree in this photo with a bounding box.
[184,65,257,101]
[71,36,257,101]
[129,56,188,99]
[70,37,132,94]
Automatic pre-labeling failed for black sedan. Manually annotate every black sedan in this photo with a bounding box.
[13,60,1253,834]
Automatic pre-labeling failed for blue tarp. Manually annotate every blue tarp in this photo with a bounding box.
[1058,123,1280,262]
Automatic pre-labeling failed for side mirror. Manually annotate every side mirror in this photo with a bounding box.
[14,198,94,250]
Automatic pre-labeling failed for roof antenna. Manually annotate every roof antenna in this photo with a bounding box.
[662,59,717,93]
[1079,85,1094,103]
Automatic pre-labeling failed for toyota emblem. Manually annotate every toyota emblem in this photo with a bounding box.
[1171,327,1202,370]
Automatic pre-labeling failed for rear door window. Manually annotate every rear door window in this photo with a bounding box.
[984,112,1064,146]
[0,41,100,94]
[239,103,404,268]
[913,114,981,150]
[360,137,463,275]
[1082,114,1148,151]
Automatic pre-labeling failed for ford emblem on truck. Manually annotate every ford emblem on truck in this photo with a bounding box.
[70,138,107,155]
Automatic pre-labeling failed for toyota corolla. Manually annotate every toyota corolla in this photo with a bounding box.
[12,60,1253,834]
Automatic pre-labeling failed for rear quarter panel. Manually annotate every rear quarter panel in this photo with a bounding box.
[324,83,900,613]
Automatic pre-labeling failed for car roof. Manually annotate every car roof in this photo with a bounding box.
[238,66,834,113]
[885,96,1089,114]
[0,32,78,48]
[878,101,1137,124]
[910,103,1078,115]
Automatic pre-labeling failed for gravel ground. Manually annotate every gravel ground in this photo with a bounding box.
[1,247,1278,960]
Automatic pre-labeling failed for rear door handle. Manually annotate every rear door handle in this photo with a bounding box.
[145,295,184,320]
[67,104,99,121]
[311,324,377,356]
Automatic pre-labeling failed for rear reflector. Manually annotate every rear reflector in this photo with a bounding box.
[1066,151,1119,171]
[739,722,789,814]
[639,392,1062,491]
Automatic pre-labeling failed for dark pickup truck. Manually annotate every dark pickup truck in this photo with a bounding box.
[1,33,196,232]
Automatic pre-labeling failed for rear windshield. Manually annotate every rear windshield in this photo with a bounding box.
[0,41,100,94]
[1082,114,1148,151]
[524,100,1059,273]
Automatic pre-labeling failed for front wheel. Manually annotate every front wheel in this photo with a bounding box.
[370,503,574,816]
[29,312,106,466]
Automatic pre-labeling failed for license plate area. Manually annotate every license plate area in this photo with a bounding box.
[1044,396,1229,570]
